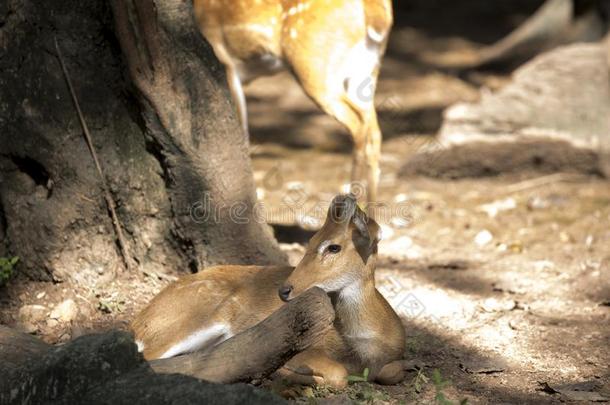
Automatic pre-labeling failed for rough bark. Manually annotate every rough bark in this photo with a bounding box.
[0,329,286,405]
[0,0,285,283]
[402,43,610,178]
[151,287,335,383]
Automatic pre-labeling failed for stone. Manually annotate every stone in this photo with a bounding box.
[441,43,610,154]
[0,326,51,376]
[402,43,610,178]
[17,304,48,332]
[0,329,286,405]
[82,371,287,405]
[50,299,79,323]
[474,230,493,247]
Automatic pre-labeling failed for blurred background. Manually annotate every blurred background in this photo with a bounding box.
[246,0,610,402]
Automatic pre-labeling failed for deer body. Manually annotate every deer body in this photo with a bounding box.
[193,0,393,202]
[132,195,407,387]
[131,265,293,360]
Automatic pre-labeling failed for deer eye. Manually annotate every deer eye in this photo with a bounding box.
[326,244,342,254]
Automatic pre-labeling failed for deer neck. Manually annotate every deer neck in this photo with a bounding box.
[330,261,380,335]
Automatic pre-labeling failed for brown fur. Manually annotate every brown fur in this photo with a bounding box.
[132,195,406,386]
[193,0,393,203]
[132,265,293,359]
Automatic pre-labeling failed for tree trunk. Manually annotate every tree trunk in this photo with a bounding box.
[0,0,285,283]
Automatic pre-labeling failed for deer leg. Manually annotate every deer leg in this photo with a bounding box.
[350,108,381,205]
[274,366,325,386]
[307,98,380,206]
[196,31,250,138]
[341,55,382,205]
[284,35,383,204]
[275,349,349,389]
[225,64,249,138]
[375,359,420,385]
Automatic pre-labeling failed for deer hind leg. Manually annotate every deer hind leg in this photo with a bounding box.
[225,64,249,138]
[204,36,249,137]
[288,43,383,204]
[349,106,381,205]
[275,349,349,389]
[322,98,381,206]
[341,42,383,205]
[290,81,381,205]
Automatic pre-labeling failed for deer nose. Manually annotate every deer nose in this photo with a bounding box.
[278,285,293,302]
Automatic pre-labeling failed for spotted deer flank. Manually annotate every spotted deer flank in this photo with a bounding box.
[193,0,393,203]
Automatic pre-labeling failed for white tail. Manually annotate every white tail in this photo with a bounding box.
[132,195,407,387]
[193,0,393,203]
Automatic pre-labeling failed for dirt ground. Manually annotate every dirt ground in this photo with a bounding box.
[1,1,609,404]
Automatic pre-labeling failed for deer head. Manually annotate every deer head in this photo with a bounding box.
[279,194,381,302]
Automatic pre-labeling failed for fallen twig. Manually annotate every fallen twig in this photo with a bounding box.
[54,37,134,272]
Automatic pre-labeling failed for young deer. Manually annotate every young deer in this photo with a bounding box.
[132,194,408,387]
[192,0,393,203]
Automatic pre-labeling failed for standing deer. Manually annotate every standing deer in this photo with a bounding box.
[193,0,393,203]
[132,194,408,387]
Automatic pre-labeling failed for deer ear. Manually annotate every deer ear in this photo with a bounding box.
[328,194,357,226]
[350,204,379,263]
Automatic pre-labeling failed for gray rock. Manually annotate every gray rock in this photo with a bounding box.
[0,329,285,405]
[441,43,609,153]
[80,371,286,405]
[402,42,610,178]
[1,330,142,404]
[0,326,50,376]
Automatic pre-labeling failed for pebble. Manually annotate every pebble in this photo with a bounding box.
[475,230,493,246]
[50,299,79,323]
[394,193,409,203]
[256,187,265,200]
[286,181,304,190]
[46,319,59,328]
[478,198,516,218]
[481,298,516,312]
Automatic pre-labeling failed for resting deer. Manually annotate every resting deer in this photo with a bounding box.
[192,0,393,203]
[132,194,408,387]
